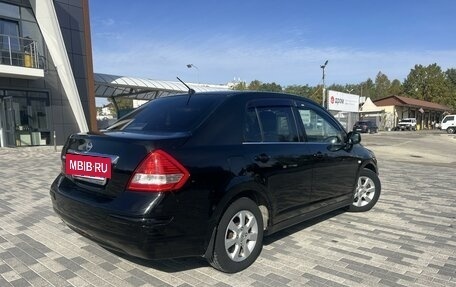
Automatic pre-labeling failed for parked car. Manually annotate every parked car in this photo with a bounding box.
[50,91,381,273]
[353,121,378,133]
[440,114,456,134]
[397,118,417,131]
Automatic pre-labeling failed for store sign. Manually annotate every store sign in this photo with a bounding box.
[327,90,360,112]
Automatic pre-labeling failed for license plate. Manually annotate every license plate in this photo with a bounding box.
[65,154,112,179]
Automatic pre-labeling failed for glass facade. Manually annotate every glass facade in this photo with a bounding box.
[0,89,51,146]
[0,1,49,147]
[0,0,95,147]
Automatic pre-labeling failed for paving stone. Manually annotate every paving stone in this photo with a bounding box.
[0,138,455,286]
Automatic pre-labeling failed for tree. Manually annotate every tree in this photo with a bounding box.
[227,64,456,111]
[258,82,282,92]
[232,81,247,90]
[446,68,456,87]
[374,72,391,100]
[445,68,456,110]
[107,97,133,116]
[358,78,375,99]
[248,80,262,90]
[284,84,319,102]
[388,79,403,96]
[403,63,449,103]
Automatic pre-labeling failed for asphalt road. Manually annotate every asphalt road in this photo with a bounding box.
[0,131,455,287]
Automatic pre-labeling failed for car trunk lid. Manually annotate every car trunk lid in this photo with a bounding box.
[61,131,190,197]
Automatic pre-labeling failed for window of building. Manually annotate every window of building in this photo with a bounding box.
[0,18,20,47]
[0,2,20,19]
[0,2,44,67]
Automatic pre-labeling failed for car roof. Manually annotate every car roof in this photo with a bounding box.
[167,90,320,105]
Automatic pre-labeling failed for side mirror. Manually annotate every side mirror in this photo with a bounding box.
[326,136,345,151]
[347,131,361,145]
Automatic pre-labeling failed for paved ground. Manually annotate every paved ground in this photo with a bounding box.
[0,132,455,287]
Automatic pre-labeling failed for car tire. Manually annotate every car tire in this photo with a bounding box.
[208,197,264,273]
[447,127,455,134]
[348,169,381,212]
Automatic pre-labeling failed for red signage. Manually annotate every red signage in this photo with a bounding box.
[65,154,112,179]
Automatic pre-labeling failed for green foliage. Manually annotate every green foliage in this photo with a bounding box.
[388,79,403,96]
[284,84,320,102]
[232,81,247,90]
[227,64,456,111]
[403,64,449,103]
[107,97,134,116]
[248,80,262,90]
[446,68,456,87]
[258,82,282,92]
[374,72,391,100]
[445,68,456,110]
[360,78,376,99]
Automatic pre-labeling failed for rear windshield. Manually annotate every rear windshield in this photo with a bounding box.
[400,119,411,123]
[106,94,224,133]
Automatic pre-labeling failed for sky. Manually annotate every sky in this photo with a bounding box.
[89,0,456,88]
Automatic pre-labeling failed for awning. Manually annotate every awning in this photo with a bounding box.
[94,73,230,100]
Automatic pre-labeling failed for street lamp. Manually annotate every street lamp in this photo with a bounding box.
[186,64,199,84]
[320,60,328,108]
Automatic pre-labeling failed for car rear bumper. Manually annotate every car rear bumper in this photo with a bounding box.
[50,175,207,259]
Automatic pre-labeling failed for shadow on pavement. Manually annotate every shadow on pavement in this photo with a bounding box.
[99,208,347,273]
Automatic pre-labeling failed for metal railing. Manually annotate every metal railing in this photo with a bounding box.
[0,34,41,69]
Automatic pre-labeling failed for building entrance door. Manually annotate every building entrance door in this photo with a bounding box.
[2,96,16,147]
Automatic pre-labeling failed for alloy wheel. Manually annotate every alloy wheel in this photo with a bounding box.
[224,210,259,262]
[353,176,376,207]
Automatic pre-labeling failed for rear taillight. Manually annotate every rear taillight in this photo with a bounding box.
[127,150,190,192]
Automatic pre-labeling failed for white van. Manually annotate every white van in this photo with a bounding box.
[440,115,456,134]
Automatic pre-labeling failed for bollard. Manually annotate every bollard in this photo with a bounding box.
[53,131,56,152]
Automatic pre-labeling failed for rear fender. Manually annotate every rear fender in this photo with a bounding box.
[203,177,272,258]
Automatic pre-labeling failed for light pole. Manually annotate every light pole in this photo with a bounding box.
[320,60,328,108]
[186,64,199,84]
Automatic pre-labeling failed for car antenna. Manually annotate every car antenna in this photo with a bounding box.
[176,77,195,105]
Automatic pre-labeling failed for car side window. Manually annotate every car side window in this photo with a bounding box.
[297,108,343,143]
[244,106,299,142]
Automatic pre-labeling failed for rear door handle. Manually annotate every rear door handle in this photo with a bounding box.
[254,153,270,163]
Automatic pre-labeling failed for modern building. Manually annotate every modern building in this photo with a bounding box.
[0,0,230,148]
[0,0,95,147]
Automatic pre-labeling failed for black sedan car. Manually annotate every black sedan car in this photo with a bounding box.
[50,91,380,273]
[353,120,378,133]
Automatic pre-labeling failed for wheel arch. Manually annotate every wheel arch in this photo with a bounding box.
[360,160,378,175]
[215,182,272,231]
[203,180,272,259]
